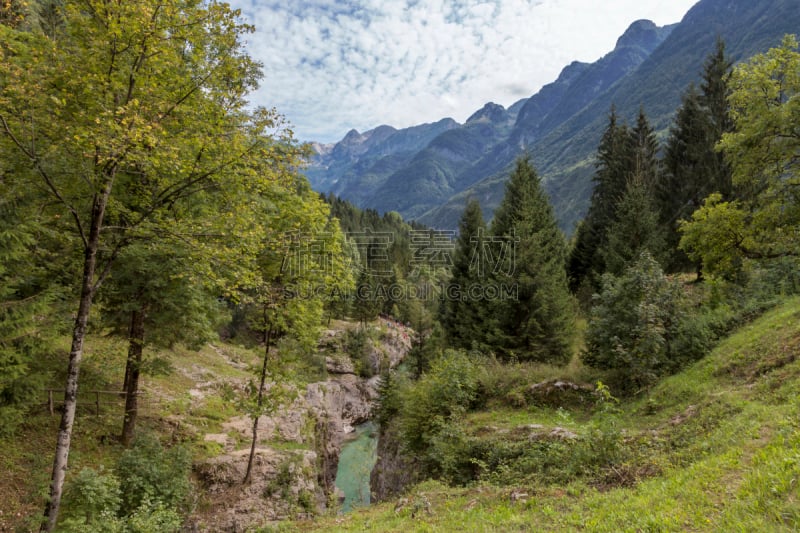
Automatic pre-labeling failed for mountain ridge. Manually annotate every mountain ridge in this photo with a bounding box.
[304,0,800,232]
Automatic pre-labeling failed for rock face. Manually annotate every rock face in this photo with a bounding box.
[192,326,411,531]
[195,448,320,529]
[369,421,422,502]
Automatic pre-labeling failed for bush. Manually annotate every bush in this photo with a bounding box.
[397,350,479,469]
[62,467,122,525]
[583,252,711,392]
[61,467,182,533]
[125,498,182,533]
[343,327,376,378]
[115,432,191,515]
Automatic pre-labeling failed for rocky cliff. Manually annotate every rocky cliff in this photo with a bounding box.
[192,325,411,531]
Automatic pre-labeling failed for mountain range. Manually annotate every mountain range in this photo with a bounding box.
[304,0,800,233]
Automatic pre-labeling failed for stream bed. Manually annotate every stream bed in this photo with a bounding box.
[334,421,378,512]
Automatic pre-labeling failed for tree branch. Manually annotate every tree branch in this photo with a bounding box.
[0,114,89,248]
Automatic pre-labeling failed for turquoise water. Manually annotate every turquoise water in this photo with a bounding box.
[334,421,378,513]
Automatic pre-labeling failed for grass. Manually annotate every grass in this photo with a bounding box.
[4,299,800,531]
[0,332,266,531]
[291,297,800,532]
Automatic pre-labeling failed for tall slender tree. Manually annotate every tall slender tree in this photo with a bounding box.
[489,156,575,363]
[628,107,660,189]
[568,106,630,291]
[239,180,352,484]
[700,37,735,200]
[439,198,488,350]
[658,39,733,273]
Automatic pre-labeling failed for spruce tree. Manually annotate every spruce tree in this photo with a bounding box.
[0,194,59,435]
[628,107,660,188]
[489,156,575,364]
[700,38,734,197]
[600,173,665,276]
[659,85,714,271]
[591,106,632,233]
[439,198,488,350]
[658,39,733,273]
[568,106,630,291]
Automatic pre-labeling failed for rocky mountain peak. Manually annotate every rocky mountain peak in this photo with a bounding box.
[466,102,508,124]
[615,19,665,52]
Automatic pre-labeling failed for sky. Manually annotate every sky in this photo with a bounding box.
[229,0,699,143]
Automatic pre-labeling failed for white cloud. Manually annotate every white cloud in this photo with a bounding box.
[229,0,698,143]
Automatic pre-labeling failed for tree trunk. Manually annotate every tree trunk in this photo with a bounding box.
[41,184,112,532]
[243,325,272,484]
[121,306,146,446]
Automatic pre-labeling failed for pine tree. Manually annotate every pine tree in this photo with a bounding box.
[658,39,733,273]
[600,173,666,276]
[591,106,632,232]
[489,156,575,363]
[597,108,665,275]
[628,107,660,189]
[700,38,734,197]
[0,194,58,435]
[659,85,714,271]
[439,198,488,350]
[568,106,630,291]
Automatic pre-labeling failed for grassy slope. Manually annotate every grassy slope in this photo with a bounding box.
[3,302,799,531]
[0,336,261,531]
[294,298,800,532]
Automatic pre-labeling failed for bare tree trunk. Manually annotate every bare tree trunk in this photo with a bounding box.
[41,185,111,532]
[243,324,272,484]
[121,306,146,446]
[120,309,136,395]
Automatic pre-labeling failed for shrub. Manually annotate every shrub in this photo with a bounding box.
[59,434,189,532]
[115,432,191,515]
[343,327,376,378]
[62,467,122,525]
[124,498,182,533]
[583,252,711,392]
[397,350,479,468]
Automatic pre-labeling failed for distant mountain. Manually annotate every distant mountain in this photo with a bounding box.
[304,118,460,204]
[305,0,800,232]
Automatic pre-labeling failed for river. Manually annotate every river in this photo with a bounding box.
[334,421,378,513]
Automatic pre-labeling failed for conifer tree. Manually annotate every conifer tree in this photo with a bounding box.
[658,39,733,272]
[700,38,734,199]
[591,106,632,233]
[0,192,60,435]
[628,107,660,189]
[489,156,575,363]
[568,106,630,291]
[600,173,666,276]
[439,198,488,350]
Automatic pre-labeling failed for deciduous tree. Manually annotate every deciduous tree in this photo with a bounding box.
[0,2,303,528]
[680,35,800,277]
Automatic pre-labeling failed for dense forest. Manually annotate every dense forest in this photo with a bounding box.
[1,1,799,531]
